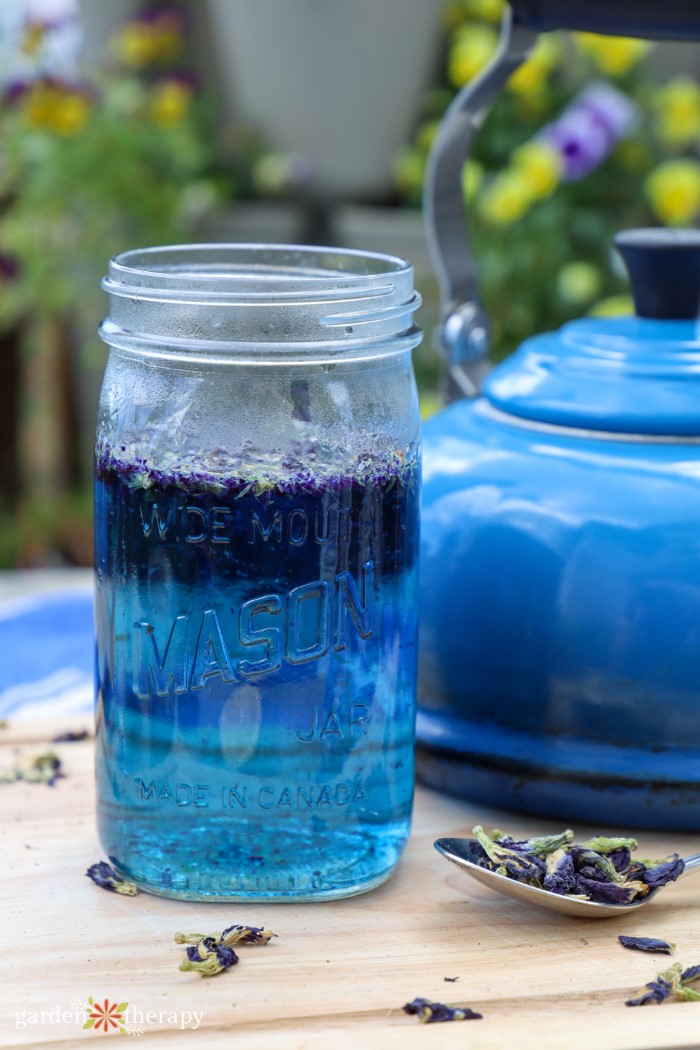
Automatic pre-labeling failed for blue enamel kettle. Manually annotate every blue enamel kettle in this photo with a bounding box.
[417,2,700,830]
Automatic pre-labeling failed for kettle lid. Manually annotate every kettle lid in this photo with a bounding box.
[483,229,700,436]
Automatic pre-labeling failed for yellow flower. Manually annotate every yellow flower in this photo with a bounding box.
[463,0,504,22]
[574,33,651,77]
[420,392,443,420]
[149,79,192,127]
[653,77,700,149]
[646,159,700,226]
[149,13,184,63]
[448,24,498,87]
[512,141,561,199]
[462,159,484,202]
[112,13,183,68]
[442,0,504,29]
[24,83,91,136]
[112,21,156,67]
[479,169,535,225]
[589,295,634,317]
[507,34,560,97]
[557,262,602,305]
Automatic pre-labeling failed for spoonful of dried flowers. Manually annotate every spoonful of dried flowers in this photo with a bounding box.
[435,827,700,918]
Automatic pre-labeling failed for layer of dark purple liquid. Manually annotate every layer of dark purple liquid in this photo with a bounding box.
[94,442,419,900]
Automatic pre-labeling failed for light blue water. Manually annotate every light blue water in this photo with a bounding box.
[94,450,419,900]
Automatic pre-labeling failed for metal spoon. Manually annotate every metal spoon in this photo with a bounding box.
[435,837,700,919]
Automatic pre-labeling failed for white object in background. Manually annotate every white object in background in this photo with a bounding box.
[206,0,444,201]
[0,0,81,87]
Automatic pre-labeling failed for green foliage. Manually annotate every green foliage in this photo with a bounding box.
[0,14,226,335]
[397,4,700,361]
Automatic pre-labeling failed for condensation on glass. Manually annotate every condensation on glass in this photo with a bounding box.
[94,244,422,900]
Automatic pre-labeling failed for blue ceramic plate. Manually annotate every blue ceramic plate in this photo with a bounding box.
[0,590,94,719]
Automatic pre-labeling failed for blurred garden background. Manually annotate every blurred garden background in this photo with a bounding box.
[0,0,699,568]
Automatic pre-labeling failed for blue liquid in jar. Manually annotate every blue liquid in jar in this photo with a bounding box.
[94,443,419,900]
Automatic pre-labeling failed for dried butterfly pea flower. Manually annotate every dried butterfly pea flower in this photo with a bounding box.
[86,861,140,896]
[403,998,483,1023]
[51,729,91,743]
[469,826,684,906]
[609,848,633,872]
[673,964,700,1002]
[1,751,64,786]
[472,826,545,883]
[219,924,274,946]
[626,962,700,1006]
[641,855,685,890]
[175,925,275,977]
[626,974,674,1007]
[574,876,642,905]
[507,830,574,855]
[579,836,638,855]
[543,849,577,895]
[619,936,676,955]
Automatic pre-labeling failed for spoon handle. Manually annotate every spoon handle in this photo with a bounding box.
[682,852,700,872]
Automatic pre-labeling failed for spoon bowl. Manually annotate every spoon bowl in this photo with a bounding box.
[435,837,700,919]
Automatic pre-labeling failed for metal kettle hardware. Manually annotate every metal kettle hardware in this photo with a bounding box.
[423,2,700,401]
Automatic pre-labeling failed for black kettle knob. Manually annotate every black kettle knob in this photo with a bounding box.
[614,229,700,320]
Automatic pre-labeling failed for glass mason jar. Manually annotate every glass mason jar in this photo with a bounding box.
[94,244,421,901]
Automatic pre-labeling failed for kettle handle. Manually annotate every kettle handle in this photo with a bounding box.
[423,9,538,400]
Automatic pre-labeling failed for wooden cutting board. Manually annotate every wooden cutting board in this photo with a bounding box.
[2,716,699,1049]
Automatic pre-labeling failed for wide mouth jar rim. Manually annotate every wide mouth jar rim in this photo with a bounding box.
[103,242,414,303]
[100,241,421,361]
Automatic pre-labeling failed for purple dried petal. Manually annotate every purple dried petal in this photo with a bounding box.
[543,851,577,895]
[642,855,685,890]
[681,964,700,983]
[214,944,239,970]
[609,848,632,872]
[52,729,90,743]
[619,936,675,955]
[578,864,608,883]
[86,861,118,889]
[403,998,482,1023]
[574,875,638,905]
[220,924,271,945]
[626,979,672,1007]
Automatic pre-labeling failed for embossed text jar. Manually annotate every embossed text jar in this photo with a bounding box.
[95,244,422,901]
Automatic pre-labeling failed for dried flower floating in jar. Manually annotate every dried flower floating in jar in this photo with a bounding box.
[470,826,684,904]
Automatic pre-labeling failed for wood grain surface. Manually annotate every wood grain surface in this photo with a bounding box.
[2,717,700,1049]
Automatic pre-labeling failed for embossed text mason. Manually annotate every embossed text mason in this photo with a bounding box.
[94,244,421,901]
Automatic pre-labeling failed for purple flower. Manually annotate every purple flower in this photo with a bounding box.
[541,83,636,181]
[0,254,20,281]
